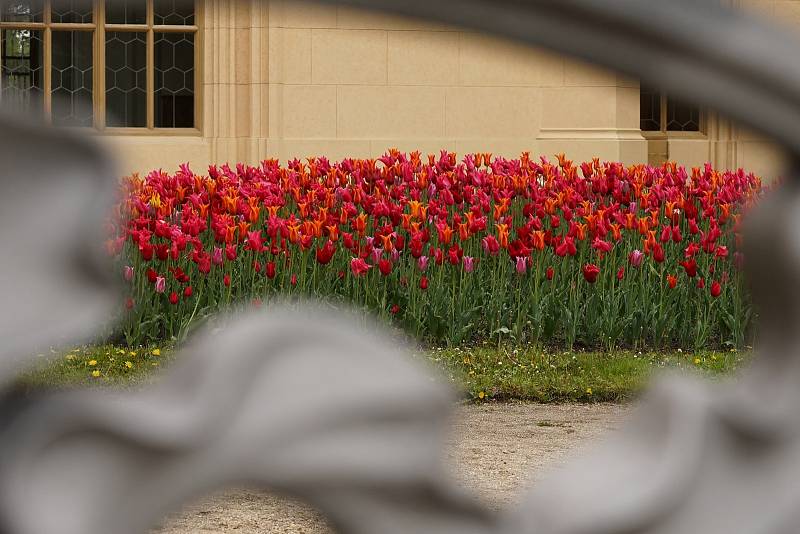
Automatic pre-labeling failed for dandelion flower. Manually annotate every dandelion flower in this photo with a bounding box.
[151,349,161,357]
[586,387,593,395]
[478,391,485,400]
[91,370,101,378]
[88,360,97,367]
[694,358,702,365]
[124,361,133,369]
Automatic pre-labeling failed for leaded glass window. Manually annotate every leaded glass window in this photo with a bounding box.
[0,0,197,130]
[640,87,702,133]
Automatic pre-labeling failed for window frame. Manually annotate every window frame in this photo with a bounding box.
[641,92,706,139]
[0,0,201,135]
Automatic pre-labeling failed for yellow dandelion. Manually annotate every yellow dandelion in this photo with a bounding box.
[586,387,593,395]
[478,391,485,400]
[88,360,97,367]
[151,348,161,357]
[128,351,137,357]
[694,358,701,365]
[124,361,133,369]
[91,370,101,378]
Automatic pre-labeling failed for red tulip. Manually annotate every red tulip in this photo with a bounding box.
[667,274,678,289]
[223,274,231,287]
[546,266,554,280]
[266,262,276,279]
[710,280,722,298]
[316,240,336,265]
[184,286,193,298]
[582,263,600,284]
[616,267,625,280]
[147,268,158,283]
[125,298,134,310]
[169,291,179,305]
[350,257,371,277]
[697,277,706,289]
[653,244,665,263]
[378,259,392,276]
[680,259,697,277]
[420,276,429,290]
[390,304,401,315]
[291,274,298,286]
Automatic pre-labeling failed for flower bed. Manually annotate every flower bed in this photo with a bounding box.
[108,150,763,349]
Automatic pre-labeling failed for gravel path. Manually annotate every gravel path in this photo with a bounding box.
[155,402,633,533]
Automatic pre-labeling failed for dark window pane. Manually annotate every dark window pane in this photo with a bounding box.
[106,31,146,127]
[106,0,146,24]
[51,0,93,23]
[155,32,194,128]
[666,98,701,132]
[640,87,661,131]
[154,0,194,25]
[1,29,43,117]
[0,0,43,22]
[51,30,93,127]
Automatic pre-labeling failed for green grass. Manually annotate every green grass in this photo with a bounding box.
[427,345,747,402]
[15,343,748,402]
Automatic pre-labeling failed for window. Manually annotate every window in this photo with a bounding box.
[640,87,702,134]
[0,0,197,130]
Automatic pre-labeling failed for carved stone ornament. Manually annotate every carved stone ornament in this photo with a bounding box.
[1,1,800,533]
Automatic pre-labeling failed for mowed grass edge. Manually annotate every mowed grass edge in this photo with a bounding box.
[14,344,747,403]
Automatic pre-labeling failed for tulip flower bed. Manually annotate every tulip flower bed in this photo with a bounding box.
[108,151,762,350]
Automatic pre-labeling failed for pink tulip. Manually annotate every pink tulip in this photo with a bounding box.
[515,256,528,274]
[371,247,383,263]
[123,265,134,282]
[155,276,166,293]
[629,249,644,268]
[418,256,429,272]
[212,246,224,266]
[463,256,475,273]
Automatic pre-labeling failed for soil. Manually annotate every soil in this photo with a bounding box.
[154,402,633,533]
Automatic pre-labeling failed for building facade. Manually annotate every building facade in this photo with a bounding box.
[0,0,792,178]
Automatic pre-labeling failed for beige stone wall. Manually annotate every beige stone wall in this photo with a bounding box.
[104,0,793,181]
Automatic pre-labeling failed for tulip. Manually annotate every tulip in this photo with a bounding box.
[616,267,625,280]
[291,274,298,286]
[463,256,475,273]
[582,264,600,284]
[265,262,276,279]
[515,257,528,275]
[390,304,401,315]
[169,291,179,305]
[225,243,237,261]
[419,276,429,290]
[123,265,134,282]
[378,259,392,276]
[223,274,231,287]
[316,240,335,265]
[183,286,193,298]
[125,298,134,310]
[155,276,166,293]
[350,257,371,277]
[680,259,697,277]
[212,246,224,266]
[482,235,500,256]
[629,250,644,268]
[667,274,678,289]
[653,244,665,263]
[546,266,554,281]
[418,256,429,272]
[710,280,722,298]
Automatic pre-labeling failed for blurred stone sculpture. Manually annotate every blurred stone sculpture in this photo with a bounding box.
[2,1,800,533]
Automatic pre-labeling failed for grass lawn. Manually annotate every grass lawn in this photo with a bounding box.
[15,343,747,403]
